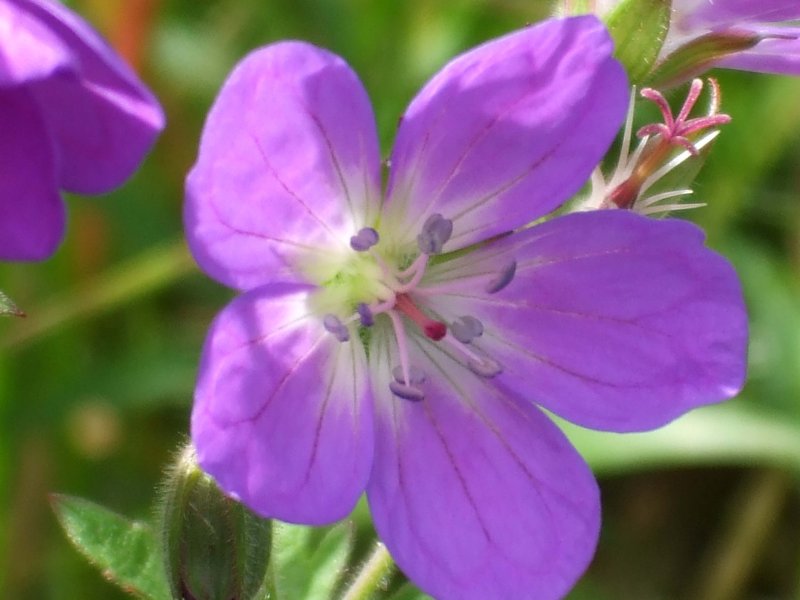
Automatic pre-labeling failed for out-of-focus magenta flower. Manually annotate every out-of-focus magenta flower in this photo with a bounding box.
[185,15,747,600]
[0,0,164,261]
[668,0,800,75]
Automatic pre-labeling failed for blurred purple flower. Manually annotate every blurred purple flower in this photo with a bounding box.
[667,0,800,75]
[185,15,747,600]
[0,0,164,261]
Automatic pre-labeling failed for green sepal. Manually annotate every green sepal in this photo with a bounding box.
[649,31,762,89]
[51,494,171,600]
[160,444,272,600]
[604,0,672,85]
[0,290,23,317]
[266,520,354,600]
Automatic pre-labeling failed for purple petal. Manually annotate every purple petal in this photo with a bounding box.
[192,284,374,524]
[385,15,627,248]
[675,0,800,28]
[10,0,164,194]
[185,41,382,291]
[367,333,599,600]
[0,1,73,86]
[424,210,747,432]
[0,88,65,261]
[716,27,800,75]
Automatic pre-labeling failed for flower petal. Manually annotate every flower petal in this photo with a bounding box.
[425,210,747,432]
[185,41,382,291]
[0,1,73,86]
[367,328,599,600]
[13,0,164,195]
[674,0,800,28]
[192,283,374,524]
[0,88,65,261]
[385,15,627,248]
[716,27,800,75]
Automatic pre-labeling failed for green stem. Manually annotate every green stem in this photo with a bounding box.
[690,469,792,600]
[0,238,196,353]
[341,542,395,600]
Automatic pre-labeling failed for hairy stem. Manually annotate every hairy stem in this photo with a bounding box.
[341,542,395,600]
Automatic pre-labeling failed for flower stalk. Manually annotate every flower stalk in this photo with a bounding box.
[341,543,396,600]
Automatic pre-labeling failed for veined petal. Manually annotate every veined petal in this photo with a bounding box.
[192,284,374,524]
[0,1,73,86]
[385,15,627,248]
[185,41,382,291]
[716,27,800,75]
[426,210,747,432]
[0,88,65,261]
[367,328,599,600]
[12,0,164,194]
[674,0,800,29]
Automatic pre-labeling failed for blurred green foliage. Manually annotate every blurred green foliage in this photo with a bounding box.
[0,0,799,598]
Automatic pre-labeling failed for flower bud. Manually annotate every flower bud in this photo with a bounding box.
[160,444,271,600]
[649,31,762,89]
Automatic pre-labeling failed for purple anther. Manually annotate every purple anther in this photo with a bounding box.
[392,365,426,385]
[450,315,484,344]
[485,259,517,294]
[349,227,380,252]
[467,357,502,378]
[417,213,453,255]
[356,303,374,327]
[389,380,425,401]
[323,314,350,342]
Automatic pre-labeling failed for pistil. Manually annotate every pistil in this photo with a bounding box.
[394,293,447,341]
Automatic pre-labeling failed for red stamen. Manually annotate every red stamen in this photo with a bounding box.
[394,294,447,341]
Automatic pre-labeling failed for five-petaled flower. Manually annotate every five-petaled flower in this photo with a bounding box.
[185,15,747,600]
[0,0,164,261]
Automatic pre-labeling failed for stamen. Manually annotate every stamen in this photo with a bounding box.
[356,303,374,327]
[394,294,447,341]
[637,189,694,209]
[485,259,517,294]
[323,314,350,342]
[392,365,426,385]
[350,227,380,252]
[467,357,503,378]
[442,332,503,379]
[387,310,412,386]
[388,381,425,401]
[450,315,484,344]
[416,213,453,255]
[396,254,430,293]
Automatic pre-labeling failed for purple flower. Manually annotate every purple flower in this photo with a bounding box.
[0,0,164,261]
[186,15,747,600]
[668,0,800,75]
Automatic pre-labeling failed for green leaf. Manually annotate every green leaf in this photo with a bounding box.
[0,290,23,317]
[269,521,354,600]
[52,495,171,600]
[605,0,671,85]
[560,401,800,476]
